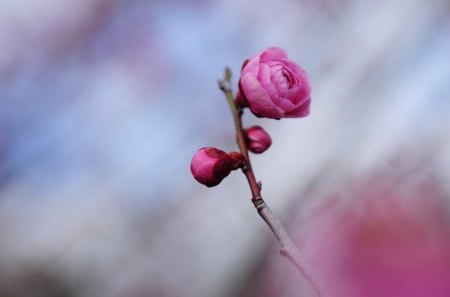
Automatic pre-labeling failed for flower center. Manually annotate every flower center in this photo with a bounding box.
[282,69,294,89]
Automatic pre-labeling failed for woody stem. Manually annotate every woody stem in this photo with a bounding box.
[218,67,322,297]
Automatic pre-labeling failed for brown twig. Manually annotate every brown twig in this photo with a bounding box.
[218,67,322,297]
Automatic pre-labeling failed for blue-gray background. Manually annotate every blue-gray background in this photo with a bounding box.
[0,0,449,296]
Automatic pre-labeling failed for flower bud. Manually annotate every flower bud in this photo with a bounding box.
[245,125,272,154]
[190,147,234,187]
[239,47,311,119]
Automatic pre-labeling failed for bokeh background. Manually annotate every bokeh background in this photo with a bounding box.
[1,0,450,296]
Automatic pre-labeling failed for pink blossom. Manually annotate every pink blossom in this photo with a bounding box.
[190,147,234,187]
[239,47,311,119]
[245,125,272,154]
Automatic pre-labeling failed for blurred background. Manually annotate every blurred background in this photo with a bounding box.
[1,0,450,296]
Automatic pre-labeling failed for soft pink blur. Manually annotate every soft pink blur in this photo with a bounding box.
[240,47,311,119]
[310,178,450,297]
[239,168,450,297]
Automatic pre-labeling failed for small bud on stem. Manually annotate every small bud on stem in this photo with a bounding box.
[190,147,234,187]
[245,125,272,154]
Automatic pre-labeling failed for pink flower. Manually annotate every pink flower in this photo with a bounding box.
[190,147,235,187]
[239,47,311,119]
[245,125,272,154]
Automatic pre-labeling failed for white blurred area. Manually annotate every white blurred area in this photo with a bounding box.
[0,0,449,296]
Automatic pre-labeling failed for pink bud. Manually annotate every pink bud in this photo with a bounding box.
[245,125,272,154]
[190,147,234,187]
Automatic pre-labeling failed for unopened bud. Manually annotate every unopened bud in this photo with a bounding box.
[190,147,234,187]
[245,125,272,154]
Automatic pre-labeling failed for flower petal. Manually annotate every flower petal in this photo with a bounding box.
[240,72,284,118]
[285,99,310,118]
[281,60,311,104]
[242,54,261,76]
[260,47,288,62]
[258,63,279,99]
[277,85,301,102]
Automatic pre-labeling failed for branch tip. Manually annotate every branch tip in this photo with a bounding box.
[224,67,232,82]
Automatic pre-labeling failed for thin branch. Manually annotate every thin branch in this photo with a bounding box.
[254,199,322,297]
[218,69,261,202]
[219,67,322,297]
